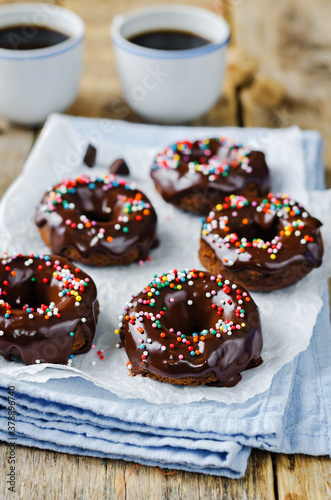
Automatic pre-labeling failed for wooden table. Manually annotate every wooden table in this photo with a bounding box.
[0,1,331,498]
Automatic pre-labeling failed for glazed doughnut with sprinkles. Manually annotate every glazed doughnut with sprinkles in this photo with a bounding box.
[199,193,323,291]
[151,137,270,214]
[0,253,99,365]
[35,174,158,266]
[118,269,262,387]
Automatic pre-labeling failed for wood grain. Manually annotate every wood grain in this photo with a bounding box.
[0,126,35,197]
[275,454,331,500]
[0,444,275,500]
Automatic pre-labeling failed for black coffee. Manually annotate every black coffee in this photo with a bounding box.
[0,25,69,50]
[128,29,210,51]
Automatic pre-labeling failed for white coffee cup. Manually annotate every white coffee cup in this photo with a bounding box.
[111,5,230,124]
[0,3,85,126]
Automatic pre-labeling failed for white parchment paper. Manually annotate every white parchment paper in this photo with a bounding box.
[0,114,330,405]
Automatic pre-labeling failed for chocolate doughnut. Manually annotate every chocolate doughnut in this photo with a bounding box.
[35,174,158,266]
[199,193,323,291]
[0,253,99,365]
[118,269,262,387]
[151,137,270,214]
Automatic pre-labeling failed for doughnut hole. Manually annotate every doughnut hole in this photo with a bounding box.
[234,219,281,242]
[160,288,237,341]
[59,183,124,223]
[49,183,143,226]
[221,207,281,243]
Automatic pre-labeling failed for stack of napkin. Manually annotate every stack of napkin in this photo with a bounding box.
[0,121,330,477]
[0,295,330,478]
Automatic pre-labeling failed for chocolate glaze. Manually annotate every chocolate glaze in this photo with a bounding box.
[120,269,262,387]
[0,254,99,365]
[201,193,323,273]
[151,138,270,211]
[35,174,158,265]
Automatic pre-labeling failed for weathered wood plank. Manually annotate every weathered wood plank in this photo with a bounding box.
[275,454,331,500]
[0,126,35,196]
[0,443,108,499]
[197,450,275,500]
[0,443,275,499]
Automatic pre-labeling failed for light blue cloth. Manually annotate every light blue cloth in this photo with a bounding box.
[0,129,329,478]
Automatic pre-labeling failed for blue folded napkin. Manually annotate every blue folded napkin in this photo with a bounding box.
[0,129,329,478]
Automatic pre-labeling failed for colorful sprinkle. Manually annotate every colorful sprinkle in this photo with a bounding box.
[118,269,251,366]
[202,193,316,264]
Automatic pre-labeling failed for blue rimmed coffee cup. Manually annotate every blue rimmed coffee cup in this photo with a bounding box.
[0,3,85,126]
[111,4,230,124]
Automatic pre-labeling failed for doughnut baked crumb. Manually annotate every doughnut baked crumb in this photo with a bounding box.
[151,137,270,214]
[199,193,323,291]
[35,174,158,266]
[0,253,99,365]
[118,269,262,387]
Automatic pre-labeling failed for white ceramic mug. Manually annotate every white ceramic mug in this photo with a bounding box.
[111,5,230,124]
[0,3,85,126]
